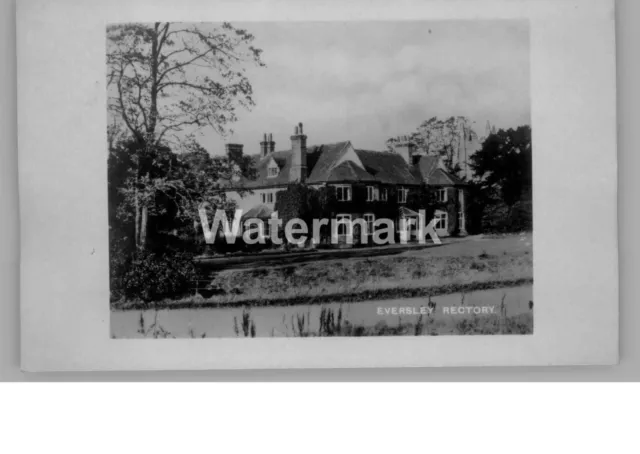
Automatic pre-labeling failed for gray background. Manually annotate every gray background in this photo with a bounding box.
[1,0,635,381]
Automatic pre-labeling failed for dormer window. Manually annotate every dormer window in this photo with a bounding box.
[267,165,279,178]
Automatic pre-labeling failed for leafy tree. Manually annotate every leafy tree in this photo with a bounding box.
[467,126,532,232]
[107,22,264,248]
[469,126,532,207]
[386,116,476,176]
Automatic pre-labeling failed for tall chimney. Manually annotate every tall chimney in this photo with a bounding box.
[290,122,307,182]
[268,133,275,154]
[394,136,416,165]
[260,133,268,158]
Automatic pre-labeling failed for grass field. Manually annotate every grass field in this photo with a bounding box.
[114,232,533,310]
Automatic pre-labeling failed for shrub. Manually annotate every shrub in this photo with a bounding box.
[112,249,197,302]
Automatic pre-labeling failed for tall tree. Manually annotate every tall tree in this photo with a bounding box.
[386,116,475,177]
[469,125,532,207]
[107,22,264,248]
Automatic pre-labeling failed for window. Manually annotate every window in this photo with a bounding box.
[363,213,375,234]
[261,192,274,204]
[381,188,388,202]
[366,186,379,202]
[267,166,279,178]
[335,185,352,202]
[434,211,448,230]
[336,214,352,236]
[435,188,447,203]
[397,187,408,204]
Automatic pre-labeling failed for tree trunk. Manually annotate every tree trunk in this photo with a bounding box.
[134,187,140,248]
[139,205,148,248]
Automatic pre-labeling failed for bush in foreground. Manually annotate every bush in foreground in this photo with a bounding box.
[111,249,196,302]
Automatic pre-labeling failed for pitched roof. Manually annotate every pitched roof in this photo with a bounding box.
[307,142,351,183]
[232,150,293,189]
[428,168,464,185]
[415,155,439,182]
[226,141,462,190]
[241,204,273,220]
[326,160,377,182]
[354,149,422,185]
[412,155,465,185]
[399,206,420,217]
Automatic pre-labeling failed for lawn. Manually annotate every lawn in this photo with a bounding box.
[115,232,533,310]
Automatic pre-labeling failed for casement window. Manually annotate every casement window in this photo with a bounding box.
[267,166,279,178]
[335,185,352,202]
[380,188,388,202]
[434,211,448,230]
[336,214,352,236]
[435,188,448,203]
[397,187,408,204]
[261,192,275,204]
[363,213,375,235]
[366,186,379,202]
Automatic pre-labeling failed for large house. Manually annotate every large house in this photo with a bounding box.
[224,122,467,241]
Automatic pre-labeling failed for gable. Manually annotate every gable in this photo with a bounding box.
[355,149,421,185]
[332,142,365,171]
[413,155,464,186]
[306,141,351,183]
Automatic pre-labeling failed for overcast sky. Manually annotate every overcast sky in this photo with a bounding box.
[202,20,530,156]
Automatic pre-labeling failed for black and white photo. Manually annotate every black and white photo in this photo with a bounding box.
[107,20,533,338]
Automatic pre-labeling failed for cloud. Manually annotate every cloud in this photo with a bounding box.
[202,20,530,153]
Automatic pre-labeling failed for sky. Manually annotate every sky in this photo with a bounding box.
[197,20,530,156]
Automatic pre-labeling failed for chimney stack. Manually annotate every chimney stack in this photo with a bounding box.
[260,133,269,158]
[290,122,307,182]
[394,136,416,166]
[268,133,275,154]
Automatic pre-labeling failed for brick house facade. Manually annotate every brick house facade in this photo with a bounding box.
[224,122,467,241]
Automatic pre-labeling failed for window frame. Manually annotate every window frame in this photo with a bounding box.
[397,187,408,204]
[380,188,388,202]
[366,186,379,202]
[435,211,448,230]
[363,213,375,235]
[335,184,352,202]
[267,166,279,178]
[435,188,448,203]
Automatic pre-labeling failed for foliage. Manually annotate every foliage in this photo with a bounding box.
[110,249,197,302]
[107,22,264,148]
[274,183,322,230]
[106,22,264,249]
[467,126,532,233]
[387,116,476,176]
[469,126,532,207]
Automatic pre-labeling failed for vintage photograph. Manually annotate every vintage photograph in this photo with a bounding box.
[107,20,533,338]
